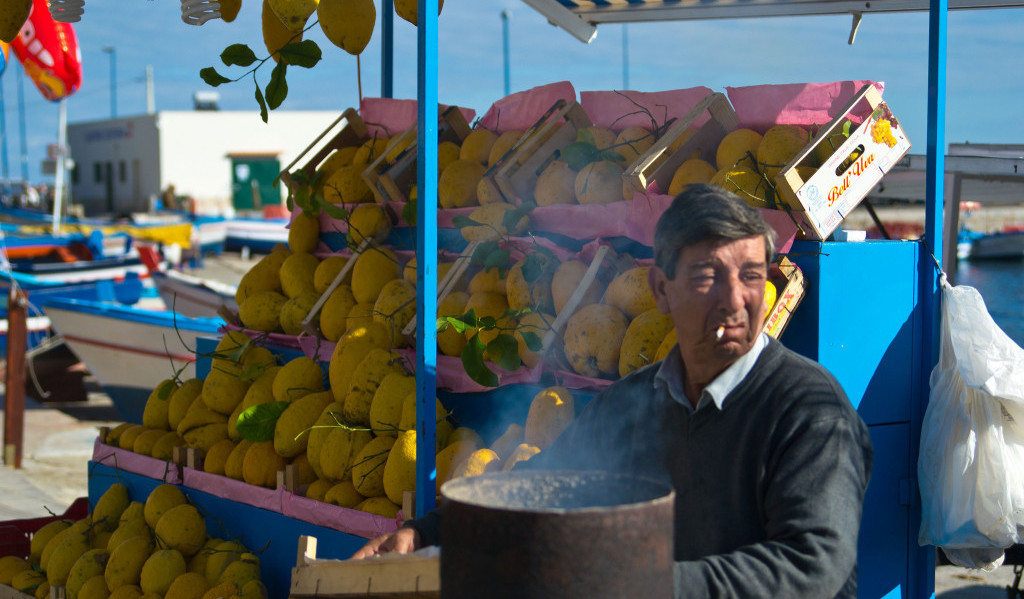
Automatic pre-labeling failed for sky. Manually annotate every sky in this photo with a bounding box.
[1,0,1023,186]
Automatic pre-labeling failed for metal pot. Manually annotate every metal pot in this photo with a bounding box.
[440,469,675,599]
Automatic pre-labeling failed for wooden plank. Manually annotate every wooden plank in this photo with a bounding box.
[363,107,474,204]
[402,240,482,338]
[625,92,737,195]
[0,584,34,599]
[279,108,369,194]
[494,100,592,204]
[540,244,611,354]
[300,239,369,337]
[290,556,440,598]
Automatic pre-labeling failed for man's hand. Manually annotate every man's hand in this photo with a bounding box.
[351,526,421,559]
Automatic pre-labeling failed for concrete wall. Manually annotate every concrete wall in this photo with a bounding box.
[66,115,160,216]
[155,111,339,215]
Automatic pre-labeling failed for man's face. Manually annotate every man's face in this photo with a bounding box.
[649,236,768,377]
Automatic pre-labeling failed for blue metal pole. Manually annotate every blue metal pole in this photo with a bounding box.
[415,0,439,519]
[382,0,394,98]
[16,60,28,182]
[501,11,510,96]
[914,0,947,596]
[622,24,629,90]
[104,46,117,118]
[0,77,9,180]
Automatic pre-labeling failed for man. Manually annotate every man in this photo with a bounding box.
[354,184,873,599]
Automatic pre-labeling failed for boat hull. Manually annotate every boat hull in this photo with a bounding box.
[151,270,238,318]
[42,298,222,422]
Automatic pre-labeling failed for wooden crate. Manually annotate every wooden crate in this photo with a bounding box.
[362,106,473,204]
[279,108,369,195]
[762,256,805,339]
[491,100,593,204]
[290,535,439,599]
[774,83,912,240]
[625,92,738,196]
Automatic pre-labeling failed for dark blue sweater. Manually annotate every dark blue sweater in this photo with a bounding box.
[413,338,873,598]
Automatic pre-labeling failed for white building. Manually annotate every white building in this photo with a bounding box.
[66,110,341,216]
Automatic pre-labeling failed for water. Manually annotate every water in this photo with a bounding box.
[954,259,1024,347]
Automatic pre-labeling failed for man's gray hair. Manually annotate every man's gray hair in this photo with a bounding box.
[654,184,777,280]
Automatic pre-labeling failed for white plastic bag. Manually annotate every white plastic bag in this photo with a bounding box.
[918,275,1024,569]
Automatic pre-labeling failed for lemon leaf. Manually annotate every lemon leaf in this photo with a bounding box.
[278,40,322,69]
[237,401,289,442]
[487,334,520,372]
[520,331,543,352]
[461,334,498,388]
[255,85,268,123]
[200,67,231,87]
[266,62,288,110]
[221,44,257,67]
[483,248,510,270]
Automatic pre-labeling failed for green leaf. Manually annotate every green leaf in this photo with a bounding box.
[221,44,258,67]
[255,85,268,123]
[266,61,289,110]
[598,149,625,163]
[200,67,232,87]
[487,334,521,371]
[157,381,176,400]
[470,240,499,265]
[521,253,550,283]
[402,198,417,226]
[456,309,479,328]
[461,334,498,387]
[451,215,480,229]
[477,316,497,329]
[484,248,510,270]
[321,202,348,220]
[520,330,543,352]
[576,128,595,145]
[438,315,473,333]
[278,40,322,69]
[237,401,290,442]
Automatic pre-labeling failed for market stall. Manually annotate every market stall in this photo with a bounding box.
[3,0,1016,597]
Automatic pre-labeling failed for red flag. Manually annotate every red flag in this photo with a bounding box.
[11,0,82,101]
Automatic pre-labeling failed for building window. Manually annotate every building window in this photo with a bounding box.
[94,163,102,183]
[119,161,126,183]
[71,164,79,184]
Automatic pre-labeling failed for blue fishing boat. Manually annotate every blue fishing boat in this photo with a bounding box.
[41,297,224,422]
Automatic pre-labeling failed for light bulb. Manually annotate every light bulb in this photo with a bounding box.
[48,0,85,23]
[181,0,221,26]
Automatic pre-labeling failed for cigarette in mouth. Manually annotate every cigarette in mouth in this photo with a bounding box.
[716,326,725,340]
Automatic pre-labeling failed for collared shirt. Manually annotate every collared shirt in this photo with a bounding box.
[655,332,769,412]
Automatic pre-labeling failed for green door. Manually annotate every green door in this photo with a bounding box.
[230,155,281,211]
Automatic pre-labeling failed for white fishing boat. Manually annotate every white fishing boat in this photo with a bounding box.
[42,297,223,422]
[957,228,1024,260]
[149,269,238,319]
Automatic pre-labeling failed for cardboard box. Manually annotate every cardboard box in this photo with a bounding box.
[762,256,805,339]
[362,106,473,204]
[625,92,738,196]
[775,84,911,240]
[290,535,439,599]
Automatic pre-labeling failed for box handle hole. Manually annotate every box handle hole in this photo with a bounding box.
[835,144,866,177]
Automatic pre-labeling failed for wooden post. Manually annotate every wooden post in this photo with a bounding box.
[3,286,27,469]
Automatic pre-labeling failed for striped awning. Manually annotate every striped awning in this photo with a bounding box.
[523,0,1024,41]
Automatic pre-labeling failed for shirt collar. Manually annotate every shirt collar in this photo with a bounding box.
[655,333,769,412]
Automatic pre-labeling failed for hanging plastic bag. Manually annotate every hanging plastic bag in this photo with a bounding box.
[918,274,1024,570]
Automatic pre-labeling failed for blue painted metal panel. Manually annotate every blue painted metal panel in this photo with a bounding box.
[88,464,367,599]
[858,423,911,599]
[785,240,920,426]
